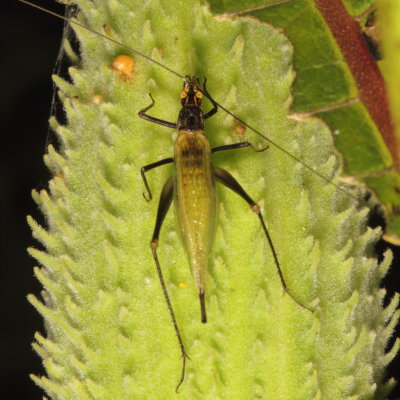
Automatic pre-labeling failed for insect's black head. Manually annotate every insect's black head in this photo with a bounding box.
[177,76,204,131]
[181,76,202,107]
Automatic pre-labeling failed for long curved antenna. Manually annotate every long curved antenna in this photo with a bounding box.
[20,0,358,201]
[199,84,359,201]
[19,0,186,81]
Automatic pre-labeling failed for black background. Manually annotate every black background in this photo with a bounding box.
[1,1,399,398]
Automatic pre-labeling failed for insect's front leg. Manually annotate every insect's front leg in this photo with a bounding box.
[202,78,218,119]
[140,158,173,201]
[138,93,178,128]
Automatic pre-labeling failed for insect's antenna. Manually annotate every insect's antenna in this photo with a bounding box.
[199,88,359,201]
[19,0,186,82]
[22,0,359,202]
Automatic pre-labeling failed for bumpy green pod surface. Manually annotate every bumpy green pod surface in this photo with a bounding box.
[28,0,398,399]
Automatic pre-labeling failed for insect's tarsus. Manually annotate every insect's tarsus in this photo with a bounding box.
[20,0,357,201]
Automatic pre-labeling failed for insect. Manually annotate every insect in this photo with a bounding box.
[20,0,357,392]
[138,78,314,390]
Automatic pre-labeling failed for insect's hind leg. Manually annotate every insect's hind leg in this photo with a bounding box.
[214,167,313,313]
[150,177,189,392]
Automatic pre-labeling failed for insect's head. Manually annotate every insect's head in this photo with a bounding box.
[181,76,202,107]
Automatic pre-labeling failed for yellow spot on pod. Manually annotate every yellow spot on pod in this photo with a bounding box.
[110,55,135,81]
[102,24,112,36]
[56,172,66,184]
[235,124,246,136]
[92,94,104,105]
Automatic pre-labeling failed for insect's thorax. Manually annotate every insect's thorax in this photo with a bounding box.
[177,106,204,131]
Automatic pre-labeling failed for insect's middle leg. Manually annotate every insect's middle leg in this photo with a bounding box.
[141,157,173,201]
[211,141,268,154]
[214,167,313,313]
[150,177,189,392]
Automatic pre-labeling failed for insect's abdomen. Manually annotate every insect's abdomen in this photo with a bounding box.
[174,130,217,295]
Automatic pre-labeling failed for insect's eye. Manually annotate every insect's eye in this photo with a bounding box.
[181,91,188,98]
[195,90,202,99]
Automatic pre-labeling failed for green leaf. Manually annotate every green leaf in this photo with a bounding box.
[342,0,373,16]
[28,0,398,398]
[208,0,400,243]
[376,0,400,243]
